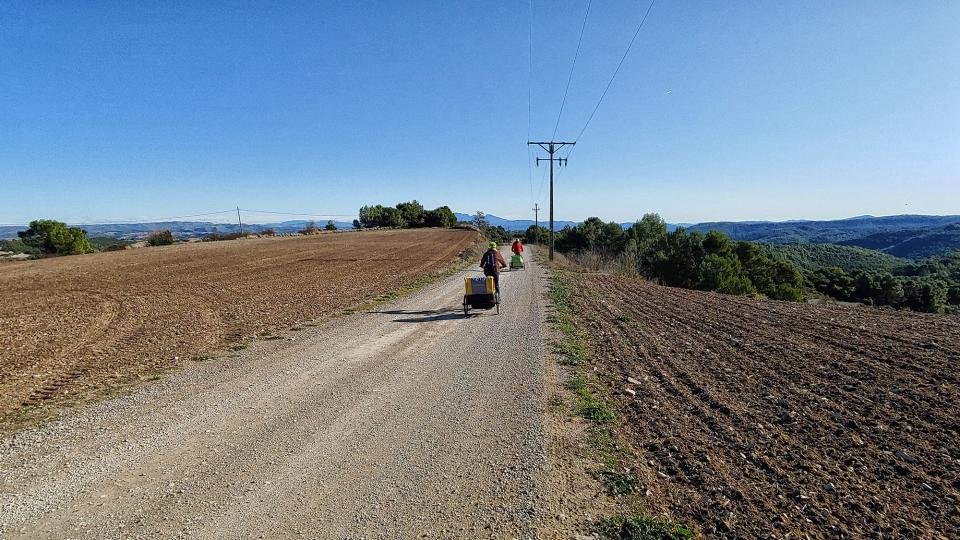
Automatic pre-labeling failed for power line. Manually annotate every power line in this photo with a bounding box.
[567,0,657,158]
[527,0,535,206]
[239,209,355,218]
[552,0,593,140]
[70,209,237,225]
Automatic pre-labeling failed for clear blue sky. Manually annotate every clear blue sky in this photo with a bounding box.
[1,1,958,225]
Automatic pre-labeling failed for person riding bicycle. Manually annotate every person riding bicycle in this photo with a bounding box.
[480,242,507,293]
[511,238,524,257]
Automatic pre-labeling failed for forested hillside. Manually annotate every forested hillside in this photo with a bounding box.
[761,243,908,273]
[687,215,960,257]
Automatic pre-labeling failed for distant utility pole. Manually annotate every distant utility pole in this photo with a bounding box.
[528,141,575,260]
[237,207,243,235]
[532,203,540,241]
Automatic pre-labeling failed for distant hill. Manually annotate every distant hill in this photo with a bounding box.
[685,215,960,258]
[836,223,960,259]
[685,214,960,244]
[0,219,356,240]
[762,243,909,273]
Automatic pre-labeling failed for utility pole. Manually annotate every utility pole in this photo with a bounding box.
[532,203,540,242]
[237,207,243,235]
[528,141,575,260]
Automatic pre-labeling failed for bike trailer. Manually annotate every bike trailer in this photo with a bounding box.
[510,254,524,269]
[463,276,500,315]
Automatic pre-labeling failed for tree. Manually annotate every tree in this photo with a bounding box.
[325,220,337,231]
[18,219,93,255]
[147,230,174,246]
[358,205,384,228]
[424,206,457,228]
[352,219,362,229]
[473,211,489,230]
[380,207,405,228]
[358,205,403,228]
[524,224,548,244]
[699,254,755,295]
[396,200,425,227]
[947,284,960,305]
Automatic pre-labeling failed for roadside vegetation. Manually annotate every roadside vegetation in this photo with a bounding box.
[516,214,959,313]
[546,266,692,539]
[532,213,806,301]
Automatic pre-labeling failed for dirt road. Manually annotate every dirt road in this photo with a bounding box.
[1,249,549,538]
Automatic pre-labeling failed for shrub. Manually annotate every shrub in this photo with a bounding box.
[595,515,692,540]
[202,232,248,242]
[17,219,93,255]
[0,238,41,256]
[261,228,275,236]
[324,220,337,231]
[88,236,133,252]
[299,221,320,235]
[147,230,174,246]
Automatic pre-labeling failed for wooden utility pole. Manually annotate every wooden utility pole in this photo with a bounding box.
[532,203,540,242]
[528,141,574,260]
[237,207,243,235]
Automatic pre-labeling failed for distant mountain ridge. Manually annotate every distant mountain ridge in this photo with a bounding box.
[4,213,958,259]
[0,219,355,240]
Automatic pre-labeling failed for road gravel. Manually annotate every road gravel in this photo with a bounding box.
[1,248,550,539]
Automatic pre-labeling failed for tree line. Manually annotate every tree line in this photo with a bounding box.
[808,254,960,313]
[524,214,806,302]
[355,201,457,229]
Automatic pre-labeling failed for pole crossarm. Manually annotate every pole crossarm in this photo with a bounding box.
[526,141,575,260]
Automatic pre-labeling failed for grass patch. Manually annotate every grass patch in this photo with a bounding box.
[548,273,590,365]
[594,515,692,540]
[598,469,640,496]
[567,375,616,424]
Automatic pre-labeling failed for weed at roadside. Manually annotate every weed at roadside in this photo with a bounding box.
[594,515,692,540]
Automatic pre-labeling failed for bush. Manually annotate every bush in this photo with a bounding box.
[261,228,275,236]
[324,220,337,231]
[595,515,692,540]
[88,236,133,252]
[299,221,320,235]
[202,232,248,242]
[147,230,174,246]
[17,219,93,255]
[0,238,41,256]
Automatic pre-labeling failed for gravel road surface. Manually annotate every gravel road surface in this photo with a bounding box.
[1,248,548,538]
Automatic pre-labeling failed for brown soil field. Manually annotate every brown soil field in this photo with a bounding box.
[0,229,477,422]
[566,272,959,538]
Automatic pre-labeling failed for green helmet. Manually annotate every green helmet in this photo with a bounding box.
[489,242,497,249]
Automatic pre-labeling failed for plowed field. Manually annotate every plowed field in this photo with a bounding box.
[0,229,477,421]
[568,272,960,538]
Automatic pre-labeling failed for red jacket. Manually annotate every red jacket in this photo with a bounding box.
[511,241,524,255]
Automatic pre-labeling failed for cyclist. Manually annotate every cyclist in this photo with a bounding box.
[479,242,507,293]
